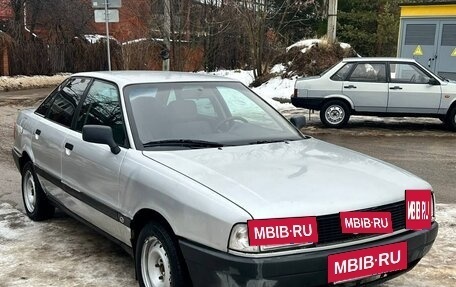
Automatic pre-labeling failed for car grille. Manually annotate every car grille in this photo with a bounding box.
[316,201,406,246]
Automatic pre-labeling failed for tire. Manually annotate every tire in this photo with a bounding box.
[21,162,55,221]
[447,107,456,131]
[136,222,188,287]
[320,100,351,128]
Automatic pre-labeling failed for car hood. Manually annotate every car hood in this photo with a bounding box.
[143,139,431,219]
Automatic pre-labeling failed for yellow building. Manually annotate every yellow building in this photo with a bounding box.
[398,2,456,80]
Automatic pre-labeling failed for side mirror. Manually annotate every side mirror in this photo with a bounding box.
[428,78,440,85]
[290,115,306,129]
[82,125,121,154]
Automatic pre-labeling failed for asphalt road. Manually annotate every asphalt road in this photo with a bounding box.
[308,134,456,204]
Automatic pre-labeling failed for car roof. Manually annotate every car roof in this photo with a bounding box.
[342,57,417,63]
[72,71,237,87]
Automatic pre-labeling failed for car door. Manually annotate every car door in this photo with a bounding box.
[60,79,130,244]
[343,62,388,112]
[32,78,88,195]
[387,62,442,114]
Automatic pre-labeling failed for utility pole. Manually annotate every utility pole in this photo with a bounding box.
[163,0,171,71]
[327,0,338,44]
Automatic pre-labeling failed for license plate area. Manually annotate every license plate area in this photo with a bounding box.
[328,242,408,284]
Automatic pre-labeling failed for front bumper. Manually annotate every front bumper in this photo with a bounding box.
[179,222,438,287]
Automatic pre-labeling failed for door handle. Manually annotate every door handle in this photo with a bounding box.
[65,143,74,151]
[389,86,403,90]
[344,85,357,89]
[35,129,41,135]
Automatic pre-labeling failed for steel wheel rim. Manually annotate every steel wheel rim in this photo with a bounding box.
[325,105,345,125]
[141,236,171,287]
[23,170,36,213]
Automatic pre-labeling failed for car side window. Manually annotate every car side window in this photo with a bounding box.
[76,80,127,147]
[35,90,58,116]
[46,78,88,127]
[331,63,354,81]
[390,63,431,84]
[348,63,387,83]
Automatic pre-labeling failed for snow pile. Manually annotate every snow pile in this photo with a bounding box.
[0,74,69,92]
[83,34,117,44]
[286,38,352,53]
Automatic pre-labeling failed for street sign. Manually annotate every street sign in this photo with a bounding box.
[92,0,122,9]
[94,9,119,23]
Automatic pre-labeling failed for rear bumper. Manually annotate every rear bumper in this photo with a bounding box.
[179,222,438,287]
[291,97,324,110]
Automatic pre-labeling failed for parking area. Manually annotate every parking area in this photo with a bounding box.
[0,89,455,286]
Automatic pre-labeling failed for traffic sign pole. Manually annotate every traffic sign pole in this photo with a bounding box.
[105,0,111,71]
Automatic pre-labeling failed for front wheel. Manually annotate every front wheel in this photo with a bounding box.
[21,162,55,221]
[136,223,188,287]
[320,100,351,128]
[447,107,456,131]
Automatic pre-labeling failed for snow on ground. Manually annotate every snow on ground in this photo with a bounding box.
[0,74,69,92]
[0,202,453,286]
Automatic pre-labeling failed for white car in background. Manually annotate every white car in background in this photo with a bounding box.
[292,57,456,129]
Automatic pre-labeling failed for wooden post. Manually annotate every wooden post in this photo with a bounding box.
[327,0,338,44]
[1,48,9,76]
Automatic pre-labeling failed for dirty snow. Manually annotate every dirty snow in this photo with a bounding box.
[0,202,454,286]
[0,74,69,92]
[0,203,136,287]
[286,38,351,52]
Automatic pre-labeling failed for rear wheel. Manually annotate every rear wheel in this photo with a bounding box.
[136,222,187,287]
[447,107,456,131]
[320,100,351,128]
[21,162,55,221]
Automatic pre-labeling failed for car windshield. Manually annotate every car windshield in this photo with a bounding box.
[124,82,303,149]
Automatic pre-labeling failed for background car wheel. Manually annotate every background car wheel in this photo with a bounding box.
[136,222,188,287]
[320,100,351,128]
[447,107,456,131]
[21,161,55,221]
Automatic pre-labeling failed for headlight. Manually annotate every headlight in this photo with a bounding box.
[228,224,259,253]
[228,224,313,254]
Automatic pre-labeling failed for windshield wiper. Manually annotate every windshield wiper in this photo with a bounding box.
[143,139,224,148]
[250,139,293,145]
[249,137,310,145]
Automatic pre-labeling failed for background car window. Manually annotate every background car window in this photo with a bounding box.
[76,80,127,147]
[348,63,387,82]
[331,63,354,81]
[390,63,431,84]
[217,86,281,130]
